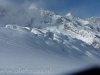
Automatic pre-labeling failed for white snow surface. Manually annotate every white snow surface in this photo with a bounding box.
[0,5,100,75]
[0,25,100,75]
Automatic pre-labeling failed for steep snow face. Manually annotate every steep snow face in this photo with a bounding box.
[65,13,100,49]
[0,25,100,75]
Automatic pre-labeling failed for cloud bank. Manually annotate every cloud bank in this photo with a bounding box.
[0,0,100,18]
[0,0,45,26]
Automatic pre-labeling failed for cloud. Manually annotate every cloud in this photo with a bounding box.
[0,0,14,7]
[1,0,98,18]
[0,0,46,26]
[0,0,43,8]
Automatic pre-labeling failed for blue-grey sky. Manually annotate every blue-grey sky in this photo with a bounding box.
[0,0,100,18]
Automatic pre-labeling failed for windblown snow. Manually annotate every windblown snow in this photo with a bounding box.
[0,5,100,75]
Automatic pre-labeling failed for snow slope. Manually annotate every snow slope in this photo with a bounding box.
[88,17,100,26]
[0,25,100,75]
[0,5,100,75]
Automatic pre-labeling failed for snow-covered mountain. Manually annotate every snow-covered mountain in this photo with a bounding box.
[1,5,100,49]
[65,13,100,49]
[87,17,100,26]
[0,5,100,75]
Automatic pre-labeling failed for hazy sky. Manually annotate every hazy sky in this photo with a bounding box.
[0,0,100,18]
